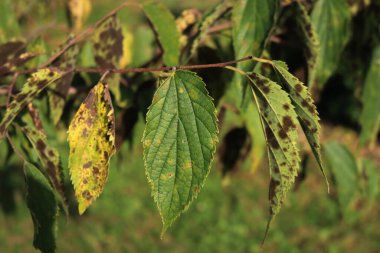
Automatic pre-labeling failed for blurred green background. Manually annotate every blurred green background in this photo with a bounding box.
[0,0,379,252]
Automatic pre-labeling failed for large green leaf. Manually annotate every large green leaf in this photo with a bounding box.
[142,70,218,234]
[24,161,58,253]
[324,142,358,213]
[0,69,62,139]
[68,82,116,214]
[311,0,351,89]
[92,15,126,107]
[359,46,380,148]
[294,2,320,86]
[22,125,65,205]
[246,72,300,228]
[273,61,328,188]
[231,0,278,109]
[143,1,180,66]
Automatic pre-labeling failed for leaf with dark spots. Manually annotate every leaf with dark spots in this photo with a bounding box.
[22,126,66,211]
[272,61,329,190]
[0,41,25,66]
[48,38,79,125]
[92,14,126,108]
[24,162,58,253]
[0,69,62,139]
[68,82,115,214]
[245,72,300,235]
[293,2,320,87]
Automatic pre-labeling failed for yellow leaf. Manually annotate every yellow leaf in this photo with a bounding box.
[68,82,115,214]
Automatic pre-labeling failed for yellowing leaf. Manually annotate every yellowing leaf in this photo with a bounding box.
[67,0,92,32]
[92,14,126,107]
[0,69,62,139]
[68,82,115,214]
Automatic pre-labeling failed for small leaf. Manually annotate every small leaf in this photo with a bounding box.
[0,69,62,139]
[294,2,320,86]
[67,0,92,32]
[359,46,380,148]
[311,0,351,89]
[190,0,235,58]
[24,161,58,253]
[48,39,79,125]
[324,142,358,213]
[142,70,218,234]
[92,14,126,107]
[143,1,180,66]
[68,82,115,214]
[22,125,66,206]
[272,60,329,190]
[247,72,300,232]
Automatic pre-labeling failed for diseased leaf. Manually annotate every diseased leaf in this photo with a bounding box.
[272,60,328,189]
[24,161,58,253]
[0,69,62,139]
[247,72,300,232]
[48,39,79,125]
[142,70,218,234]
[143,1,180,66]
[232,0,278,108]
[68,82,115,214]
[92,14,126,107]
[22,125,66,206]
[189,0,235,58]
[294,2,320,86]
[0,41,25,66]
[359,46,380,148]
[324,142,358,214]
[311,0,351,90]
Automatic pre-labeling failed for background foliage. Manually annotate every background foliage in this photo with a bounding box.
[0,0,379,252]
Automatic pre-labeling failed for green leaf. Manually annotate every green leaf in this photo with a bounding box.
[190,0,235,58]
[143,1,180,66]
[92,15,126,107]
[24,161,58,253]
[362,159,379,208]
[231,0,278,108]
[272,60,329,190]
[294,2,320,87]
[142,70,218,234]
[68,82,116,214]
[324,142,358,213]
[48,39,79,125]
[0,69,62,139]
[311,0,351,89]
[247,72,300,230]
[359,46,380,148]
[22,125,66,207]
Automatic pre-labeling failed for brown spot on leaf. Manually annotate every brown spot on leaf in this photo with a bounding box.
[282,116,296,132]
[283,104,290,111]
[265,126,280,149]
[295,84,303,93]
[82,190,92,200]
[83,161,92,168]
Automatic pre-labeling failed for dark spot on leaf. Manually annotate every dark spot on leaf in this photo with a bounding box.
[36,140,46,152]
[265,126,280,149]
[93,167,99,174]
[283,104,290,110]
[282,116,296,132]
[82,190,92,200]
[262,86,270,94]
[16,93,27,102]
[279,129,287,139]
[83,161,92,168]
[295,84,303,93]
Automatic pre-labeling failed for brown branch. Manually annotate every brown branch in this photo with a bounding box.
[12,56,255,76]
